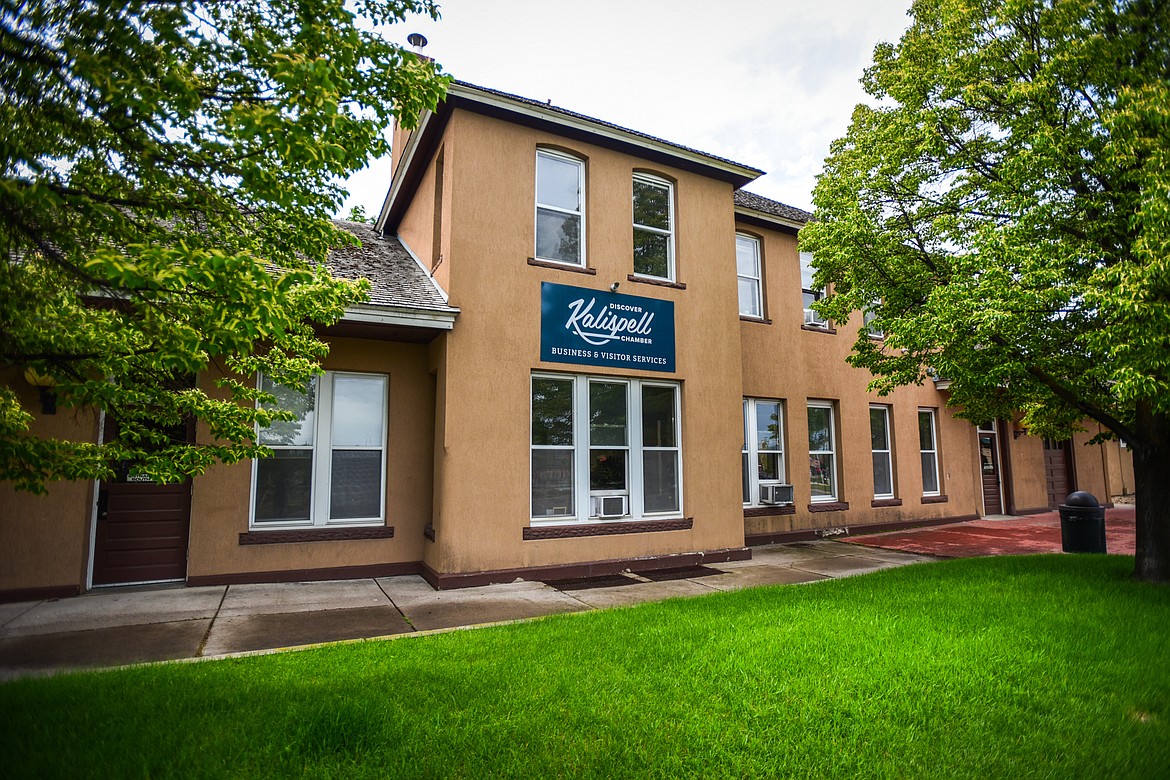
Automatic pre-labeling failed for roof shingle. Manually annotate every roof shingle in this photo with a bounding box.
[329,221,456,313]
[733,190,812,224]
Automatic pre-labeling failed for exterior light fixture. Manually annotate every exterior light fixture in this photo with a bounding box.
[23,367,57,415]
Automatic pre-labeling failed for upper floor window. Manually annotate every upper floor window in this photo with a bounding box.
[632,174,675,280]
[535,149,584,266]
[864,303,884,338]
[736,234,763,318]
[800,251,828,328]
[252,371,388,528]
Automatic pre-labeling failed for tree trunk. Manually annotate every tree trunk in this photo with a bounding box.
[1133,403,1170,583]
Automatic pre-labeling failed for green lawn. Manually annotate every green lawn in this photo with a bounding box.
[3,555,1168,778]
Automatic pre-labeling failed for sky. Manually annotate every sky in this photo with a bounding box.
[340,0,916,218]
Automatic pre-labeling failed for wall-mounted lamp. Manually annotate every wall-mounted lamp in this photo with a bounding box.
[1012,423,1027,439]
[23,367,57,415]
[610,282,620,292]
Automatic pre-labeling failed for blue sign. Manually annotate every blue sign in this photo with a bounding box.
[540,282,675,372]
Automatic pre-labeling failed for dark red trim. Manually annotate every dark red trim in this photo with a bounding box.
[1012,505,1053,516]
[801,324,837,335]
[739,316,773,325]
[626,274,686,290]
[920,495,949,504]
[524,518,692,540]
[419,547,752,590]
[871,498,904,508]
[527,257,597,275]
[0,584,80,604]
[734,212,801,236]
[186,561,421,587]
[746,513,981,546]
[239,526,394,545]
[744,505,795,518]
[808,501,850,513]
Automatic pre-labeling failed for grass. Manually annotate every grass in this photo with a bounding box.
[2,555,1169,778]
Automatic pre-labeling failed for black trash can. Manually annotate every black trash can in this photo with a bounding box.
[1059,491,1107,554]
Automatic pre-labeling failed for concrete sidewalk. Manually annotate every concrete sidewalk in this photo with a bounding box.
[0,540,932,681]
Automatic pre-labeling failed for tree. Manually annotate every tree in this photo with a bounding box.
[0,0,448,492]
[801,0,1170,582]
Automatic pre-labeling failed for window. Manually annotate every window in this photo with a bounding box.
[531,373,681,522]
[863,303,883,338]
[800,251,827,327]
[736,234,763,318]
[252,372,388,527]
[807,401,838,502]
[870,405,894,499]
[632,174,674,280]
[535,149,584,266]
[919,408,940,495]
[742,398,786,505]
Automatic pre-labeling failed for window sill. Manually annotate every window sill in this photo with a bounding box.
[528,257,597,275]
[626,274,686,290]
[740,315,773,325]
[871,498,903,508]
[920,494,949,504]
[523,517,692,540]
[744,504,795,517]
[239,526,394,545]
[808,501,850,513]
[801,324,837,335]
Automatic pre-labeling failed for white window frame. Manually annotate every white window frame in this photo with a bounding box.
[530,372,682,524]
[800,251,828,328]
[631,173,675,281]
[535,148,585,267]
[919,408,941,496]
[870,405,894,499]
[736,233,763,318]
[250,371,388,529]
[742,398,786,506]
[807,400,838,503]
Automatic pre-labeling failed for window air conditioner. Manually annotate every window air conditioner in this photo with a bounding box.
[592,495,629,518]
[759,484,794,505]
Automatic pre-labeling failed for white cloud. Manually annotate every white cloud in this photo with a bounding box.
[340,0,913,217]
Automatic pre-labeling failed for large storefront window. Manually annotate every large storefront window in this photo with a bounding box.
[531,373,681,522]
[252,372,388,528]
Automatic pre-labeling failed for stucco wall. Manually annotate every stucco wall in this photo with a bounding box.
[186,337,435,579]
[736,225,983,538]
[424,109,747,575]
[0,367,97,595]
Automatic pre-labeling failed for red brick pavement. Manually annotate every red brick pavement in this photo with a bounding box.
[844,505,1136,558]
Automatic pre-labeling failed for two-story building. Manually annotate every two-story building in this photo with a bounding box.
[0,80,1134,600]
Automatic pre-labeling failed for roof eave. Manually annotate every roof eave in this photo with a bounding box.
[342,302,458,331]
[734,206,807,235]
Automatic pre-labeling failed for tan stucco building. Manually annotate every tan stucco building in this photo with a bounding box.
[0,81,1133,600]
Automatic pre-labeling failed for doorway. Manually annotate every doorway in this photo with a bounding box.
[1043,438,1075,509]
[977,422,1004,515]
[91,415,192,586]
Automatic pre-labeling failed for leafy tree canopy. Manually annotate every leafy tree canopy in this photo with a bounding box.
[0,0,448,492]
[801,0,1169,579]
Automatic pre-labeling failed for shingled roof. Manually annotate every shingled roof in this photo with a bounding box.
[733,190,813,224]
[453,81,763,179]
[329,220,456,314]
